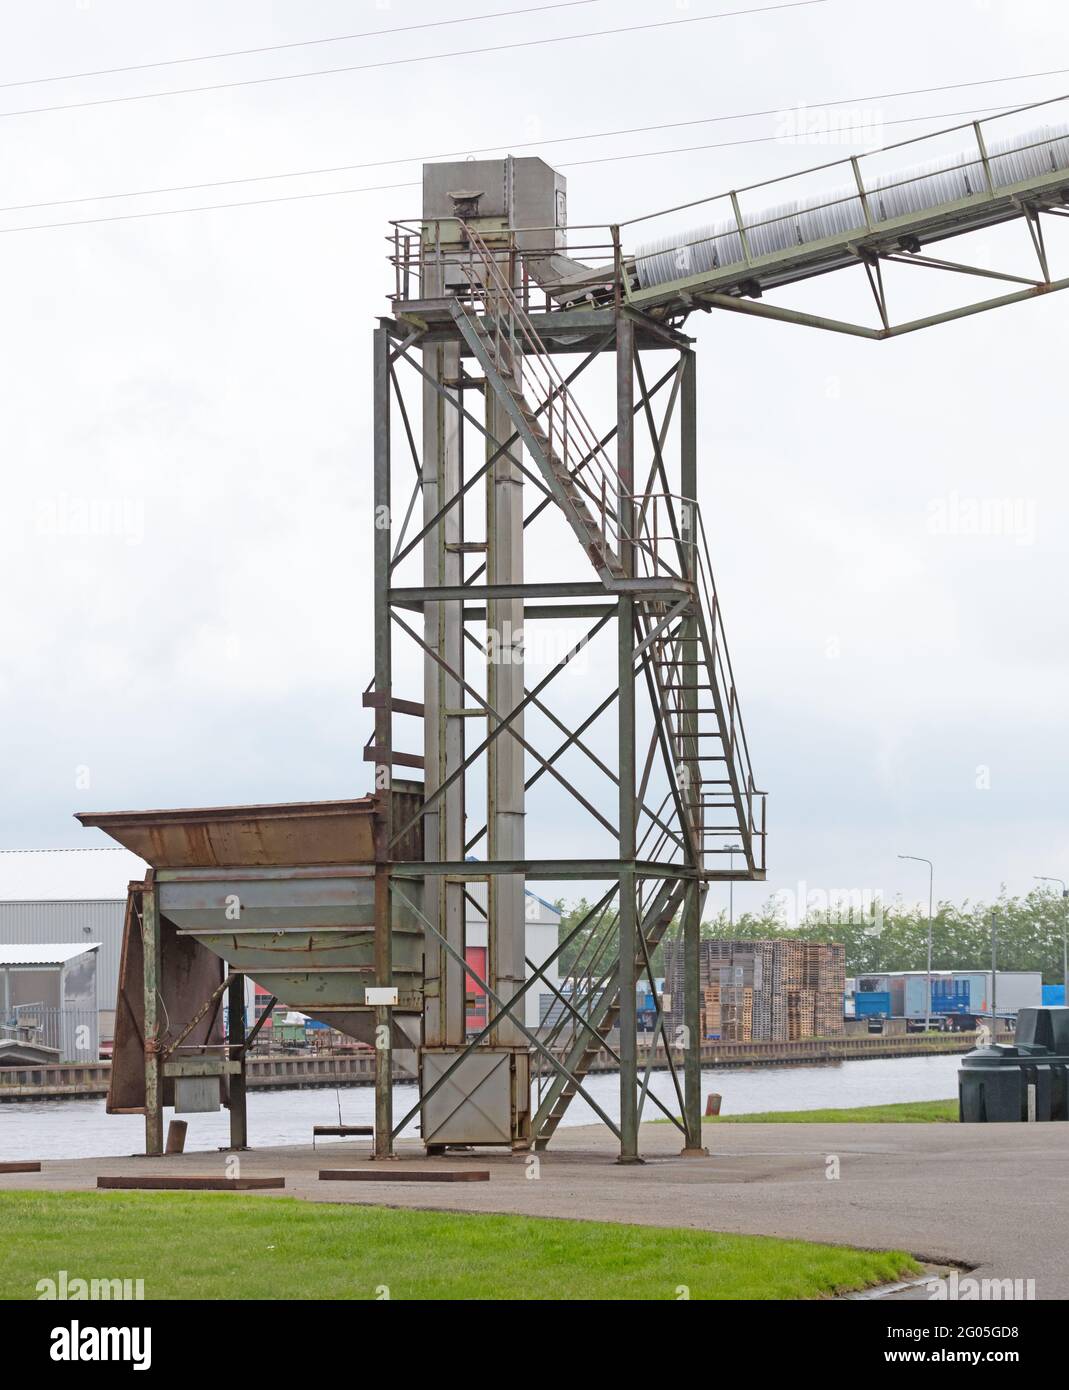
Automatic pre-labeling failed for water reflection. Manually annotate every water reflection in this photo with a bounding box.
[0,1054,961,1162]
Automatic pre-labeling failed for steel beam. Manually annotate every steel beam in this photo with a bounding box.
[141,880,163,1157]
[421,334,467,1052]
[679,349,705,1155]
[616,312,640,1164]
[373,324,395,1159]
[227,972,247,1150]
[485,299,529,1141]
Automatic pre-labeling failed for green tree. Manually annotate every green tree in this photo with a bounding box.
[555,886,1069,983]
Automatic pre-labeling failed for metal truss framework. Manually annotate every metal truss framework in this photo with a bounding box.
[369,243,766,1160]
[626,98,1069,338]
[692,204,1069,342]
[366,101,1069,1162]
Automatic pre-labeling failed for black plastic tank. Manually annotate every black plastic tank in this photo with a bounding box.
[959,1007,1069,1121]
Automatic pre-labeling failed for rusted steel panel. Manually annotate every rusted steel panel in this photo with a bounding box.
[106,885,225,1114]
[76,799,378,869]
[106,887,145,1114]
[85,790,426,1061]
[156,871,424,1040]
[77,788,423,867]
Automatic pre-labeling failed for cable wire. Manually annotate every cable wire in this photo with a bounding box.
[0,0,605,89]
[0,847,126,854]
[0,1,830,121]
[1,66,1063,218]
[0,103,1020,236]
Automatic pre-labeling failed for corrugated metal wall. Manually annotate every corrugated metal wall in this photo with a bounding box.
[0,900,124,1036]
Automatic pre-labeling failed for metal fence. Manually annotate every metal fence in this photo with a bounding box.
[5,1004,99,1061]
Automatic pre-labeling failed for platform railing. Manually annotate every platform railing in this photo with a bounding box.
[626,92,1069,290]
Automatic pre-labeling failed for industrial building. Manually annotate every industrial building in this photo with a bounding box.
[0,942,100,1062]
[463,883,562,1032]
[0,900,122,1044]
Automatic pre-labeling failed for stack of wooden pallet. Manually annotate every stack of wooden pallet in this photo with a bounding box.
[752,940,774,1039]
[769,941,788,1041]
[731,985,754,1042]
[666,937,846,1042]
[701,984,721,1038]
[787,988,816,1040]
[814,990,844,1036]
[701,983,753,1041]
[702,939,733,992]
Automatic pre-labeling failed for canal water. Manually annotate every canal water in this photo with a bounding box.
[0,1055,960,1161]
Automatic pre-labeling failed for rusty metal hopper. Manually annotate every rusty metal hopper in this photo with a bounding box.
[77,796,388,869]
[77,792,424,1054]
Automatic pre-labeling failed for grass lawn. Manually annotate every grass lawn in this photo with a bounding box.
[654,1099,957,1124]
[0,1191,918,1301]
[706,1099,957,1124]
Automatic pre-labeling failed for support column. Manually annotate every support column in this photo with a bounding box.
[372,324,395,1158]
[422,340,466,1053]
[680,349,706,1155]
[616,313,640,1164]
[486,365,530,1145]
[681,882,706,1153]
[141,878,163,1157]
[227,972,247,1150]
[618,595,639,1163]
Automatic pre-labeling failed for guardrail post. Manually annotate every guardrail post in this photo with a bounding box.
[973,121,996,195]
[850,156,875,232]
[729,191,754,266]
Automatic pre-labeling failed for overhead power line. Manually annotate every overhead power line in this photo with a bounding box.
[0,103,1021,237]
[564,102,1015,168]
[0,1,604,89]
[0,1,830,120]
[0,61,1064,221]
[0,847,125,854]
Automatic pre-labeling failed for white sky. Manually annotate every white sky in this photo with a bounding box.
[0,0,1067,915]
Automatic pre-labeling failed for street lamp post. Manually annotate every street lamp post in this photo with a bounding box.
[1034,876,1068,1004]
[899,854,934,1032]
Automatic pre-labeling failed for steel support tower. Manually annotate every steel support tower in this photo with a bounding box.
[369,157,765,1160]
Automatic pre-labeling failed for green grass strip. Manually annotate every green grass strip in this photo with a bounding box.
[0,1190,919,1301]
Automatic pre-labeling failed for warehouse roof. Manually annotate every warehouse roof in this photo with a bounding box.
[0,943,100,967]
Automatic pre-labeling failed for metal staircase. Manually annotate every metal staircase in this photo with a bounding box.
[450,303,625,585]
[441,222,764,1143]
[531,877,688,1150]
[450,222,764,879]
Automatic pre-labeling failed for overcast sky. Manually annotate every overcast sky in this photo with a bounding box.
[0,0,1066,917]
